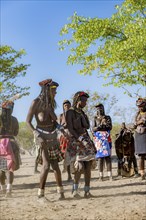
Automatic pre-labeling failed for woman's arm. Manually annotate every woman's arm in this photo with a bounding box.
[26,100,37,132]
[92,117,98,132]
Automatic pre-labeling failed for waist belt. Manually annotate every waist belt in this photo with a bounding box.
[37,128,56,134]
[0,135,15,140]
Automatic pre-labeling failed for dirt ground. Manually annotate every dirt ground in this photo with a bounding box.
[0,152,146,220]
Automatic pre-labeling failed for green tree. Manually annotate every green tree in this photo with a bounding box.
[16,122,34,150]
[0,45,30,102]
[59,0,146,87]
[113,105,137,124]
[111,122,121,146]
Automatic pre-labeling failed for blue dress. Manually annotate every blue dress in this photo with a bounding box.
[94,131,111,159]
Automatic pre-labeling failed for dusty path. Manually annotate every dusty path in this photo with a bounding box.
[0,153,146,220]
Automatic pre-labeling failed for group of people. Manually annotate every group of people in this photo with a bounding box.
[0,78,146,201]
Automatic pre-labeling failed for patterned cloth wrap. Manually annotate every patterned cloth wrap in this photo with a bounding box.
[94,131,111,159]
[34,130,64,165]
[67,134,96,173]
[58,133,71,171]
[59,134,69,155]
[0,138,21,171]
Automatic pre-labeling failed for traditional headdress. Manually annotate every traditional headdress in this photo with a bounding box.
[136,97,146,107]
[95,103,104,108]
[73,91,89,107]
[38,78,59,109]
[94,103,105,115]
[39,79,59,88]
[2,100,14,109]
[0,94,20,133]
[63,100,71,105]
[0,101,14,133]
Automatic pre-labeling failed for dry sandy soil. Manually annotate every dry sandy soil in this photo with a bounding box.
[0,152,146,220]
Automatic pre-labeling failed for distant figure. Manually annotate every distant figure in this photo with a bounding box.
[134,98,146,180]
[92,103,112,181]
[26,79,65,201]
[66,91,96,198]
[0,99,21,197]
[58,100,72,182]
[115,122,139,177]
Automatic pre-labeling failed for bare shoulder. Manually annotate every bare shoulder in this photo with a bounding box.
[32,98,40,105]
[27,98,41,115]
[30,98,40,108]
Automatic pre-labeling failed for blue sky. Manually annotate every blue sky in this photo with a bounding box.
[1,0,145,123]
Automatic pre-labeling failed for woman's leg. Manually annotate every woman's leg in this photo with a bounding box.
[67,165,72,181]
[0,170,6,193]
[51,159,62,187]
[105,156,112,180]
[139,155,145,180]
[84,161,92,197]
[98,158,104,180]
[70,168,82,198]
[38,147,50,198]
[5,171,14,196]
[51,159,65,199]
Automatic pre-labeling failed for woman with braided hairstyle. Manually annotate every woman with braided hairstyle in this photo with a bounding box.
[92,103,112,181]
[66,91,96,198]
[134,98,146,180]
[26,79,65,201]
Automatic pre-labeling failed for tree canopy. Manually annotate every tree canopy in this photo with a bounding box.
[0,45,30,102]
[59,0,146,87]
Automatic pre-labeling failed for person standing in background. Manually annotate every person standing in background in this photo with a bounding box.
[115,122,139,177]
[134,98,146,180]
[58,100,72,182]
[92,103,112,181]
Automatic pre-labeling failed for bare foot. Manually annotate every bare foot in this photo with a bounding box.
[58,192,65,200]
[84,192,94,199]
